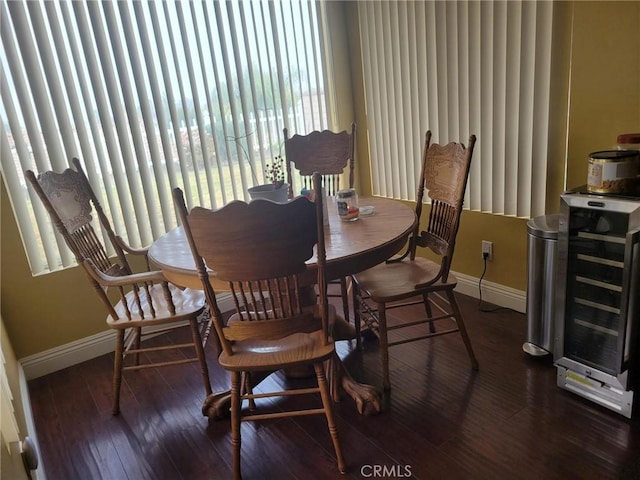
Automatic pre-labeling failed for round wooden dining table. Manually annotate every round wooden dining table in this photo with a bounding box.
[148,196,416,417]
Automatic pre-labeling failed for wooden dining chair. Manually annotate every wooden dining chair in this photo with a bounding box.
[25,158,213,415]
[284,123,356,329]
[352,132,479,391]
[173,172,346,480]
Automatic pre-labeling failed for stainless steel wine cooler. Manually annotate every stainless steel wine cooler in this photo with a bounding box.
[554,187,640,418]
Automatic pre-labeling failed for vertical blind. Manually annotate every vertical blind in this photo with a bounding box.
[1,0,329,275]
[358,0,556,218]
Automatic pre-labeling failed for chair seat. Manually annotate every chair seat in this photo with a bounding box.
[227,303,354,340]
[219,330,335,372]
[355,257,458,303]
[108,284,205,327]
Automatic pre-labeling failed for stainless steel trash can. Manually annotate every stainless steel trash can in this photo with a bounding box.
[523,213,562,356]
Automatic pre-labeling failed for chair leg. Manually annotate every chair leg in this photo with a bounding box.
[230,371,242,480]
[189,318,213,396]
[446,289,479,370]
[112,329,125,415]
[325,356,340,403]
[314,363,346,474]
[340,276,350,324]
[352,281,362,349]
[377,302,391,391]
[133,327,142,366]
[422,292,436,334]
[241,372,256,411]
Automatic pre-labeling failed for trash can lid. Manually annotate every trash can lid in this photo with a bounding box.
[527,213,562,239]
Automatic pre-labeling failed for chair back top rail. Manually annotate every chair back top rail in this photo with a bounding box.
[284,123,356,197]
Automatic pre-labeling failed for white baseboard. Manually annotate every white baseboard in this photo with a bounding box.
[21,329,117,381]
[21,280,526,380]
[454,271,526,314]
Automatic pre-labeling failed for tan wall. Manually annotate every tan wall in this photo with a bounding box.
[1,179,106,358]
[566,2,640,189]
[1,1,639,360]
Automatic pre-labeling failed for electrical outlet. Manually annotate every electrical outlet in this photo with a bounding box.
[482,240,493,261]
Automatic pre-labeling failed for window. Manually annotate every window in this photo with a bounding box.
[1,0,329,275]
[358,0,566,218]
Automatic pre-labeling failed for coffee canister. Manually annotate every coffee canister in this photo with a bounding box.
[587,149,640,195]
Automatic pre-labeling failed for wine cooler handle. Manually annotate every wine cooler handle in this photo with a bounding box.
[625,228,640,274]
[621,228,640,366]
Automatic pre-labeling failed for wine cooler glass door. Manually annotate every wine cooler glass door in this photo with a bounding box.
[563,206,639,380]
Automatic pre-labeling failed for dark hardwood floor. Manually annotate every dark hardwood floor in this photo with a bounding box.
[28,293,640,480]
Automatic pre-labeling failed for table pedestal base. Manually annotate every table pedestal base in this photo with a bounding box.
[334,354,381,416]
[202,392,232,420]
